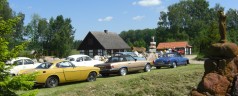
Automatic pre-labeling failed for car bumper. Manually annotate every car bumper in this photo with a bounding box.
[154,62,172,67]
[99,68,119,74]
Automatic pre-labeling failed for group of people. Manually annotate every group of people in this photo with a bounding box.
[158,48,185,57]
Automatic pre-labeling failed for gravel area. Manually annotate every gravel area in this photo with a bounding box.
[185,55,204,64]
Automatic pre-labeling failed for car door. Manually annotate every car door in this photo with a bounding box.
[23,59,35,69]
[125,55,142,71]
[175,53,185,65]
[83,56,94,66]
[58,61,80,81]
[74,57,85,66]
[12,59,24,73]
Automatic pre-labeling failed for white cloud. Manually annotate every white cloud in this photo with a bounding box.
[98,16,113,22]
[132,16,145,21]
[133,0,162,7]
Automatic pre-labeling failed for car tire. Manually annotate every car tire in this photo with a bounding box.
[45,76,59,88]
[156,66,161,69]
[171,62,177,68]
[184,61,188,66]
[87,72,97,82]
[144,64,151,72]
[119,68,127,76]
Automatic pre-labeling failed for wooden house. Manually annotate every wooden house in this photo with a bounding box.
[77,30,130,57]
[157,41,192,55]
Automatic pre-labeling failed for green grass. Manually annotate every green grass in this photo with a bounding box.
[18,64,204,96]
[70,49,80,55]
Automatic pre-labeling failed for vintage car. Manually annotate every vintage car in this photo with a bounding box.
[20,60,100,88]
[94,54,151,76]
[6,57,41,76]
[66,54,104,67]
[153,52,189,69]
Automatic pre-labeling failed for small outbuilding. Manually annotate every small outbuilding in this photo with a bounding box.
[77,30,131,57]
[157,41,192,55]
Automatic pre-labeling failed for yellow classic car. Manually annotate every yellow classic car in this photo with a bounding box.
[20,60,100,88]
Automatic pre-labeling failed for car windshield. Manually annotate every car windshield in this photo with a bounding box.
[66,57,75,61]
[36,62,52,69]
[107,56,120,63]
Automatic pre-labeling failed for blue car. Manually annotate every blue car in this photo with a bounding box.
[153,52,189,69]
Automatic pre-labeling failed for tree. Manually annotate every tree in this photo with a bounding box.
[0,1,37,95]
[25,14,42,51]
[226,9,238,44]
[156,0,222,54]
[0,11,36,96]
[119,29,156,49]
[25,15,75,57]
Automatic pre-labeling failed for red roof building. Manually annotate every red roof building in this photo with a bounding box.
[157,41,192,55]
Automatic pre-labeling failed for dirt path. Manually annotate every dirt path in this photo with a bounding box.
[185,55,204,64]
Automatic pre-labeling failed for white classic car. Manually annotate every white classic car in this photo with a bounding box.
[6,57,41,76]
[66,54,104,67]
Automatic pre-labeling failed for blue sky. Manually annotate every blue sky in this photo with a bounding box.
[8,0,238,40]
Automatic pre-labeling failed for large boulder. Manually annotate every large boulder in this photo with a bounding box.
[206,43,238,58]
[191,42,238,95]
[202,73,230,95]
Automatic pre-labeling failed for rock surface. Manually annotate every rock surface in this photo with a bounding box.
[191,42,238,95]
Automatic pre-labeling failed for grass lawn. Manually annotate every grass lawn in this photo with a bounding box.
[18,64,204,96]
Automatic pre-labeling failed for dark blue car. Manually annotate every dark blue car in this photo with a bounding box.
[153,52,189,69]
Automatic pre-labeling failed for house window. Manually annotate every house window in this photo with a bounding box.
[89,50,93,57]
[80,50,85,54]
[98,49,102,56]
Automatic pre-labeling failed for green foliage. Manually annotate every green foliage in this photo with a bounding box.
[73,40,82,49]
[25,14,75,58]
[0,1,37,95]
[120,29,156,48]
[7,74,36,90]
[226,9,238,44]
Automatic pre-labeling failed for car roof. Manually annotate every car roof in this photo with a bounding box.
[10,57,31,61]
[6,57,32,64]
[116,52,134,54]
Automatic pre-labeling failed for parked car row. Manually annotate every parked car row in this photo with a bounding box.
[7,52,189,88]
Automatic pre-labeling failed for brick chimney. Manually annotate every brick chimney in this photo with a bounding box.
[104,30,108,34]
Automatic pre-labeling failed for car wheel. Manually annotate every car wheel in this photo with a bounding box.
[184,61,188,66]
[144,64,151,72]
[187,60,190,64]
[45,76,59,88]
[171,62,177,68]
[156,66,161,69]
[87,72,97,82]
[119,68,127,76]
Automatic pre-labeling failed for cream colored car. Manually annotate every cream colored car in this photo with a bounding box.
[94,54,152,76]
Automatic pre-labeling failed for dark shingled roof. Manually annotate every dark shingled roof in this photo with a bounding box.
[78,31,130,50]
